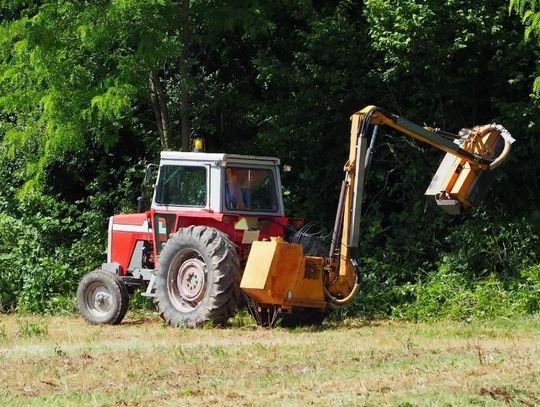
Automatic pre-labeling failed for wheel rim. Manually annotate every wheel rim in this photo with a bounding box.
[85,282,113,318]
[168,249,208,312]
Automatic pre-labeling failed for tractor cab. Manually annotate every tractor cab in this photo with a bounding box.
[152,151,285,216]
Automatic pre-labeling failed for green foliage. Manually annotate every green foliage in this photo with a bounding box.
[0,0,181,183]
[0,197,89,313]
[511,0,540,40]
[245,2,374,220]
[338,257,407,319]
[510,0,540,92]
[128,291,155,311]
[385,215,540,321]
[394,264,540,322]
[17,319,48,338]
[0,0,539,321]
[228,308,257,329]
[366,0,539,125]
[437,212,539,279]
[0,136,145,312]
[0,156,148,313]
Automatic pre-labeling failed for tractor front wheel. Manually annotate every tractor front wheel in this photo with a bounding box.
[77,270,129,325]
[155,225,241,328]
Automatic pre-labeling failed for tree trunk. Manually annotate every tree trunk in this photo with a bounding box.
[180,0,190,151]
[149,71,171,150]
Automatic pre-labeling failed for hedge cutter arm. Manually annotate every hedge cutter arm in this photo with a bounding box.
[325,105,514,307]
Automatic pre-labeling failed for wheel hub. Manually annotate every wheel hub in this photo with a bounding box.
[177,258,207,303]
[89,286,112,314]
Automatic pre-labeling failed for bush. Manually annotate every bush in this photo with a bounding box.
[0,211,78,313]
[393,264,540,322]
[342,207,540,322]
[0,191,106,313]
[438,212,540,279]
[339,257,412,319]
[514,264,540,314]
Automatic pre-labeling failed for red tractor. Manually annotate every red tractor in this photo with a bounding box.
[77,150,300,327]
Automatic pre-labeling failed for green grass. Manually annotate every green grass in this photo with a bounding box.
[16,320,48,339]
[0,313,538,406]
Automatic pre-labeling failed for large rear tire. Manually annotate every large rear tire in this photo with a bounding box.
[155,225,241,328]
[77,270,129,325]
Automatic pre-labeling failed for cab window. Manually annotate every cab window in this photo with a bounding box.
[155,165,206,206]
[225,167,278,212]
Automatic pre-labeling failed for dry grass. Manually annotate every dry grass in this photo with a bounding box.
[0,313,539,406]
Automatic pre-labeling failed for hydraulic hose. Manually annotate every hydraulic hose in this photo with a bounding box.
[324,273,360,309]
[324,259,361,308]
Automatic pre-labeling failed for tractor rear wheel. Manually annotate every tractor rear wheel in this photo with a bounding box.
[77,270,129,325]
[155,225,241,328]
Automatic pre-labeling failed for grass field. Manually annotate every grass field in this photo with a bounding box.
[0,312,539,406]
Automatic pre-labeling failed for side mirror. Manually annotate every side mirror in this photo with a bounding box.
[137,163,158,213]
[143,163,159,185]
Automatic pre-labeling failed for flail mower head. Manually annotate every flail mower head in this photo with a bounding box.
[425,124,514,214]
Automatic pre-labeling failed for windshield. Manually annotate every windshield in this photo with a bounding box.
[155,165,206,207]
[225,167,278,212]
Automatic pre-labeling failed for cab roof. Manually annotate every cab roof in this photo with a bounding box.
[160,151,280,166]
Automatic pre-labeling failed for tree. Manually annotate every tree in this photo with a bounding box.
[0,0,186,187]
[510,0,540,92]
